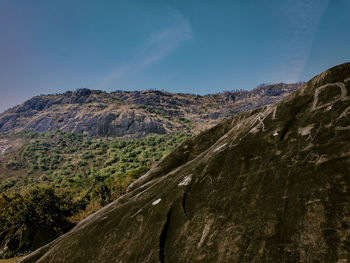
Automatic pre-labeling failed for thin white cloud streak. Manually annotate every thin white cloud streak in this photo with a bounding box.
[282,0,329,82]
[98,10,192,90]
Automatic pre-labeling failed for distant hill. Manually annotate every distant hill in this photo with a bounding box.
[0,83,301,138]
[19,63,350,262]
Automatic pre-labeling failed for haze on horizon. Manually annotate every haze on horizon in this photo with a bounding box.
[1,0,349,113]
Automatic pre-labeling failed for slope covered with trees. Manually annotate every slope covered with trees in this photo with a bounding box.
[0,131,189,258]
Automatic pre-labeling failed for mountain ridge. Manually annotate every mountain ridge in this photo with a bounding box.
[0,83,301,138]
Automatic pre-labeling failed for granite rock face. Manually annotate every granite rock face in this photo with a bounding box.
[0,84,300,138]
[20,63,350,262]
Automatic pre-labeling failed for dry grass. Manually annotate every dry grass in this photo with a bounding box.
[68,201,102,223]
[0,257,21,263]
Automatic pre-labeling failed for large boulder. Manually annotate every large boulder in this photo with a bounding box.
[20,63,350,262]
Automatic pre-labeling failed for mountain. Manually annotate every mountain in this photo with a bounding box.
[0,83,300,138]
[19,63,350,263]
[0,83,301,259]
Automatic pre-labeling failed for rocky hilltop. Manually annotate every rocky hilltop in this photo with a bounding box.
[20,63,350,263]
[0,83,300,138]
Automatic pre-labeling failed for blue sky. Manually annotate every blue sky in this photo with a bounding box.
[0,0,349,112]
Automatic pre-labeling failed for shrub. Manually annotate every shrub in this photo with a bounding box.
[0,186,86,233]
[0,178,16,192]
[5,160,20,170]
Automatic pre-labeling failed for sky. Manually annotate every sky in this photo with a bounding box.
[0,0,350,113]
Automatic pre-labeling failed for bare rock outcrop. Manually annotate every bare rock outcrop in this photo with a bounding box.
[0,84,300,138]
[20,64,350,262]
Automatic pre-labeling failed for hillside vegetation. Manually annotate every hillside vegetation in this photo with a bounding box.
[0,131,189,258]
[0,131,189,196]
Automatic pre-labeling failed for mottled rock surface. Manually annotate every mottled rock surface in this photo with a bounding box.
[19,64,350,262]
[0,84,300,138]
